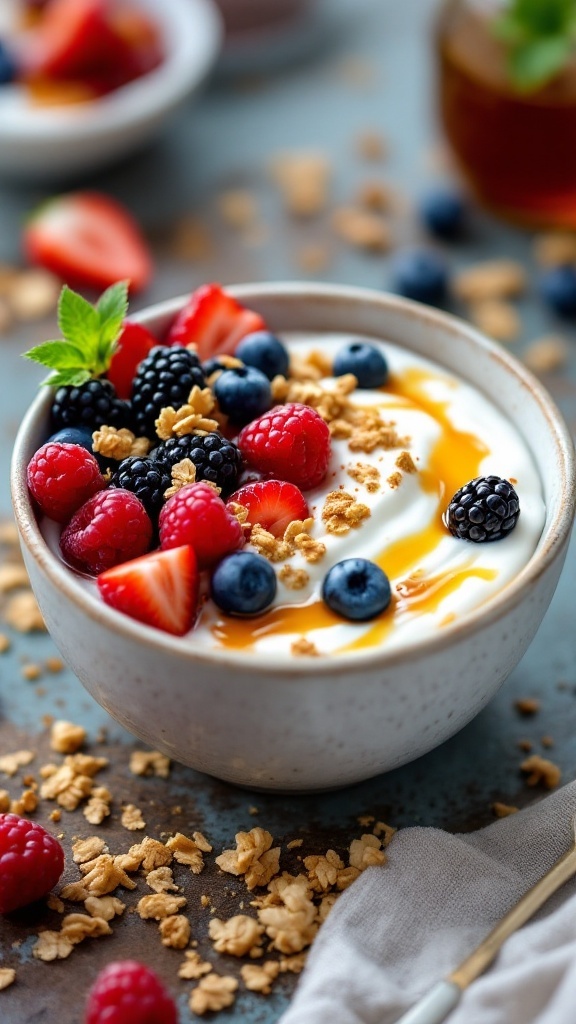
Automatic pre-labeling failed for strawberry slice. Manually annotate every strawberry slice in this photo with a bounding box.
[166,283,266,359]
[108,320,158,399]
[227,480,309,538]
[23,191,153,294]
[97,545,199,636]
[24,0,119,79]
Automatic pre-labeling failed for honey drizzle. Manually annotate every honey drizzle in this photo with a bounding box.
[212,366,494,652]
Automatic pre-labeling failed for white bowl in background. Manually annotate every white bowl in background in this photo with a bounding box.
[10,283,576,790]
[0,0,222,179]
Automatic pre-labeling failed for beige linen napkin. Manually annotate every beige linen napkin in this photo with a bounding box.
[280,782,576,1024]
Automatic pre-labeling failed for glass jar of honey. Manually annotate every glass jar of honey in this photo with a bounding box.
[437,0,576,228]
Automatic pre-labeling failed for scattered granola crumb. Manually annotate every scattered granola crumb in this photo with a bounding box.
[278,565,309,590]
[347,462,381,492]
[523,335,569,374]
[83,787,112,825]
[8,269,60,321]
[0,750,35,776]
[129,750,171,778]
[217,189,259,231]
[159,914,191,949]
[178,950,213,980]
[189,973,238,1015]
[5,591,45,632]
[45,656,64,673]
[357,180,393,211]
[47,894,65,913]
[0,791,10,812]
[209,915,264,957]
[291,638,320,657]
[331,206,391,252]
[0,564,29,592]
[146,867,178,893]
[257,882,317,953]
[200,895,210,908]
[453,259,526,302]
[356,130,387,161]
[270,152,331,218]
[32,931,74,961]
[137,893,187,920]
[278,953,307,974]
[72,836,107,865]
[322,490,370,535]
[248,807,259,816]
[387,471,402,489]
[532,232,576,267]
[21,664,42,681]
[469,300,520,342]
[349,834,387,870]
[515,698,540,716]
[541,735,555,748]
[492,802,519,818]
[372,822,396,846]
[395,450,417,474]
[11,788,38,815]
[517,738,533,752]
[121,804,146,831]
[296,244,331,274]
[167,215,214,262]
[166,832,212,874]
[287,839,304,850]
[520,754,561,789]
[164,458,197,500]
[84,896,125,921]
[50,720,86,755]
[216,828,281,891]
[0,634,10,653]
[241,961,280,994]
[48,809,61,823]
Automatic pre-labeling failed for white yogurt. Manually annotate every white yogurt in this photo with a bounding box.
[41,332,546,658]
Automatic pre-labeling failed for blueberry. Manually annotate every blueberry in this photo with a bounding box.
[322,558,392,621]
[202,357,232,378]
[419,186,466,240]
[0,41,18,86]
[333,340,388,388]
[539,265,576,316]
[213,365,272,425]
[48,425,112,473]
[391,248,448,305]
[235,331,290,380]
[211,551,277,616]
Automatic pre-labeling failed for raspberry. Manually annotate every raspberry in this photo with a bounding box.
[61,488,153,575]
[0,813,64,914]
[27,442,104,524]
[238,403,331,490]
[159,482,245,569]
[85,960,177,1024]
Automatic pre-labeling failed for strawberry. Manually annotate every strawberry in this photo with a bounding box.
[97,545,199,636]
[228,480,309,538]
[107,321,158,399]
[24,0,118,79]
[23,192,153,294]
[166,283,266,360]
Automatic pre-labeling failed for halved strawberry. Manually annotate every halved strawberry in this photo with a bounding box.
[166,283,266,359]
[23,191,153,294]
[24,0,118,79]
[108,320,158,399]
[227,480,309,538]
[97,545,198,637]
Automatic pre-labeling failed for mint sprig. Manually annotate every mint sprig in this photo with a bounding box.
[493,0,576,92]
[24,281,129,388]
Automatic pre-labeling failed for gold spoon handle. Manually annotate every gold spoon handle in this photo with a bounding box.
[449,844,576,989]
[395,830,576,1024]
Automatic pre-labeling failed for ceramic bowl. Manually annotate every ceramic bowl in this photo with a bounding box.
[0,0,222,179]
[11,283,576,791]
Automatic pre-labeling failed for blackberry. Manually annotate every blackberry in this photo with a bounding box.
[152,432,243,497]
[445,475,520,542]
[51,379,131,432]
[131,346,205,438]
[111,457,172,523]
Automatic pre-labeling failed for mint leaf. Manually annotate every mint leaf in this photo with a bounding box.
[510,34,572,90]
[42,369,92,388]
[22,282,131,389]
[24,340,88,370]
[492,0,576,91]
[95,280,129,366]
[58,286,100,358]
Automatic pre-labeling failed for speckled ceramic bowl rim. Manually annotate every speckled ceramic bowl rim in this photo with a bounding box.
[11,282,576,678]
